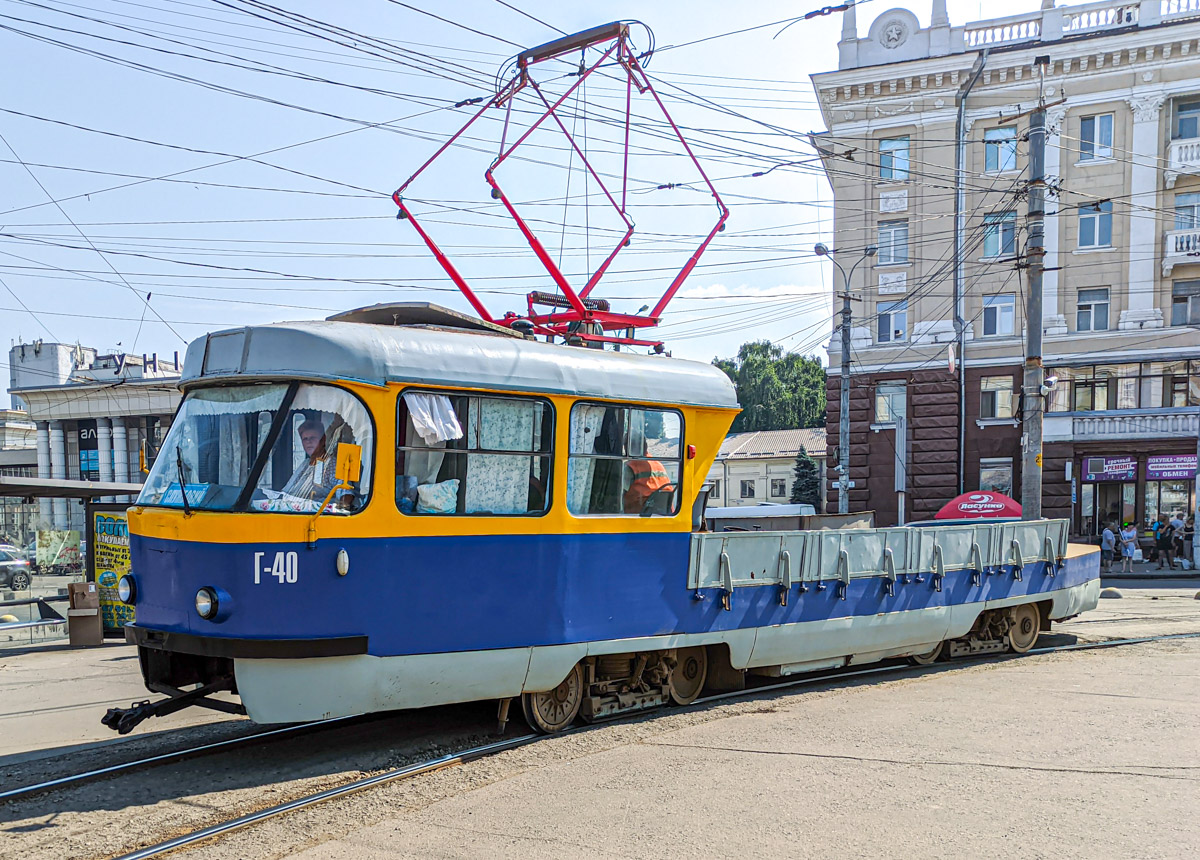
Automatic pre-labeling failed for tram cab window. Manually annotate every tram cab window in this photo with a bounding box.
[138,382,374,515]
[396,391,553,516]
[567,403,682,517]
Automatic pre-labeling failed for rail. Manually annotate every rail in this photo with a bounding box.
[108,631,1200,860]
[689,519,1072,605]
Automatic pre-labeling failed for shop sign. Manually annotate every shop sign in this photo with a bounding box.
[1082,456,1136,482]
[1146,454,1198,481]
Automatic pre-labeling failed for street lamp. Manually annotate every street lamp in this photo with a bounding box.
[815,244,876,514]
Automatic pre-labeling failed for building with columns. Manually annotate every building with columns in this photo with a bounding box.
[813,0,1200,534]
[0,410,37,546]
[8,342,181,534]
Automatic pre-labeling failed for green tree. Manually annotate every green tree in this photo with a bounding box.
[790,447,820,506]
[714,340,826,432]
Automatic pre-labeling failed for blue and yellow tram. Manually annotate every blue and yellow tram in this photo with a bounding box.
[109,305,1100,734]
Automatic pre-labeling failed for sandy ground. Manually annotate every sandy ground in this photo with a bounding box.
[1,581,1198,859]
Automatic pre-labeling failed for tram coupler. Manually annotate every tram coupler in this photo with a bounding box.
[101,676,244,734]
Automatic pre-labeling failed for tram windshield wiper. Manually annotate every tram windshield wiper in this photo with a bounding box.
[176,448,192,517]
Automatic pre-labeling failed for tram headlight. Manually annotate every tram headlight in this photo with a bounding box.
[117,575,137,605]
[194,587,218,620]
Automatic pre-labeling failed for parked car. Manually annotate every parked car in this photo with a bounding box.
[0,547,32,591]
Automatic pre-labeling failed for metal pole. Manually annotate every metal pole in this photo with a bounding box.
[839,286,851,514]
[1192,410,1200,565]
[954,50,988,498]
[895,415,907,525]
[1021,104,1046,521]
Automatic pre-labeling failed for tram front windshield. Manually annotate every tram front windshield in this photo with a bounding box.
[138,382,373,514]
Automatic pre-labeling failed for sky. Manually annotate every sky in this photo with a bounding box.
[0,0,1047,406]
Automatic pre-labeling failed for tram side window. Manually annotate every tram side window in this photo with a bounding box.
[567,403,682,517]
[396,391,552,516]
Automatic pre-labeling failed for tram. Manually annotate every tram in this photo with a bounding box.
[105,304,1101,735]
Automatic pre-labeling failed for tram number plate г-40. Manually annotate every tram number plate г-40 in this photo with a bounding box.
[254,551,299,585]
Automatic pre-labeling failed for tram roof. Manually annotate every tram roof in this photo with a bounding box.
[181,314,739,409]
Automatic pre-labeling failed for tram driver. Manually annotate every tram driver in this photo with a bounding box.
[281,417,354,508]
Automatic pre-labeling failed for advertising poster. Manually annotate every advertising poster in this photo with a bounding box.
[36,529,81,571]
[91,509,133,632]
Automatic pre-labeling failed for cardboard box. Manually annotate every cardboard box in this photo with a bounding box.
[68,608,104,647]
[68,581,100,610]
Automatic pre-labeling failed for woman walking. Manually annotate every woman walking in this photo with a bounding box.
[1119,521,1138,574]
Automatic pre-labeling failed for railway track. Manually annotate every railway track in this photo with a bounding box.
[0,715,365,803]
[65,630,1193,860]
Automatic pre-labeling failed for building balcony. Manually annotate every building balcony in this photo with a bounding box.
[1162,226,1200,275]
[1045,408,1199,443]
[1166,138,1200,189]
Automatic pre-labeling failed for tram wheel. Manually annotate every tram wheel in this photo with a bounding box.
[521,662,584,734]
[1007,604,1040,654]
[669,646,708,705]
[908,641,944,666]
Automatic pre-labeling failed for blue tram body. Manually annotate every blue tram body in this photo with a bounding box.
[113,307,1100,732]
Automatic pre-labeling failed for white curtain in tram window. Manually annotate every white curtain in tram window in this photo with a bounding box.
[465,398,532,514]
[293,384,375,497]
[404,421,445,485]
[256,412,273,489]
[403,391,463,445]
[626,409,646,457]
[217,414,250,486]
[567,404,607,513]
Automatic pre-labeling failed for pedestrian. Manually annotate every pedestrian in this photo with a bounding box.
[1100,520,1116,574]
[1171,510,1186,560]
[1185,515,1196,565]
[1154,515,1177,570]
[1119,521,1138,573]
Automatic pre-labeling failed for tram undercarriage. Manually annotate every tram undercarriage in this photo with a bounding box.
[513,600,1057,734]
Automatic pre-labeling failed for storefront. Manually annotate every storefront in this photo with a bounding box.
[1076,452,1196,535]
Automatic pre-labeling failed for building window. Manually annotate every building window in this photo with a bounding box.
[980,376,1015,419]
[980,458,1014,496]
[983,212,1017,258]
[874,382,906,425]
[740,479,756,499]
[1176,192,1200,230]
[1175,101,1200,139]
[770,478,787,498]
[1172,281,1200,326]
[710,479,721,498]
[984,127,1017,172]
[566,402,682,516]
[879,136,909,180]
[1079,113,1113,160]
[982,295,1015,337]
[1049,362,1200,412]
[1076,288,1110,332]
[877,300,907,343]
[877,219,909,265]
[1078,200,1113,248]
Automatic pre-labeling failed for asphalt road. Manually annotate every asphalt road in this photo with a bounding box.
[1,580,1198,860]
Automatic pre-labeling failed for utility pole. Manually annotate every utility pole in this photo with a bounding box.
[954,50,988,498]
[815,243,874,515]
[895,415,907,525]
[1021,56,1049,521]
[839,288,854,514]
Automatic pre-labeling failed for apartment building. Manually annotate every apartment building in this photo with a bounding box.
[812,0,1200,533]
